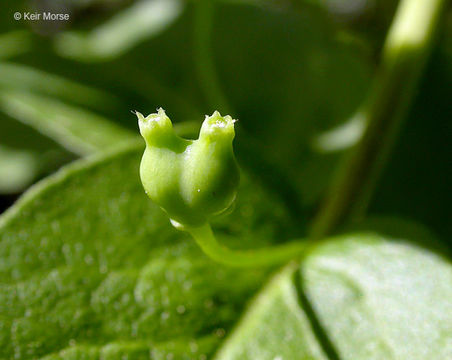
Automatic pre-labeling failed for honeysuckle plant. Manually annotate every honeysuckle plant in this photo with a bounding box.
[0,0,451,359]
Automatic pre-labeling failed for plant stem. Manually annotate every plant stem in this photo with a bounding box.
[310,0,447,238]
[187,223,310,267]
[193,0,231,113]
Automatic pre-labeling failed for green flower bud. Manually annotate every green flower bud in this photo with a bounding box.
[138,108,240,229]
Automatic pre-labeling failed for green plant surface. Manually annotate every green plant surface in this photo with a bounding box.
[217,234,452,359]
[0,31,31,60]
[54,0,184,62]
[369,45,452,240]
[0,116,74,194]
[0,62,117,112]
[0,91,136,156]
[0,86,131,194]
[210,2,372,206]
[0,0,451,357]
[0,27,131,194]
[1,142,451,359]
[0,142,295,359]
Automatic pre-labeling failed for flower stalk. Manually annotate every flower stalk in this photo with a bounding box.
[310,0,447,238]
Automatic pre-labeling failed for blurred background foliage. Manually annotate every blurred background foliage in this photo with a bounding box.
[0,0,450,241]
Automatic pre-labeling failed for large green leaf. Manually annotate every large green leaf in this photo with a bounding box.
[0,142,295,359]
[1,141,451,359]
[217,233,452,359]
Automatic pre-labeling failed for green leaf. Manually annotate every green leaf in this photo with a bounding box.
[0,90,136,155]
[2,138,451,359]
[0,145,40,193]
[2,140,451,359]
[0,31,31,60]
[216,233,452,359]
[0,142,296,359]
[54,0,184,62]
[0,62,117,112]
[215,264,329,359]
[0,116,74,194]
[0,62,130,192]
[0,61,133,193]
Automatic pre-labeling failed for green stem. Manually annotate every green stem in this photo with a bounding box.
[310,0,447,238]
[193,0,231,113]
[187,223,310,267]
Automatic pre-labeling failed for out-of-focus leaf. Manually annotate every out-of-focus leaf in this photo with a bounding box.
[0,142,297,359]
[54,0,184,62]
[0,146,38,193]
[0,62,118,111]
[0,116,74,194]
[304,0,370,17]
[311,112,365,153]
[216,232,452,359]
[0,60,127,194]
[0,31,31,59]
[0,90,137,155]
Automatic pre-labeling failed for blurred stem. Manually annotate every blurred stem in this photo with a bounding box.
[193,0,231,113]
[310,0,447,238]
